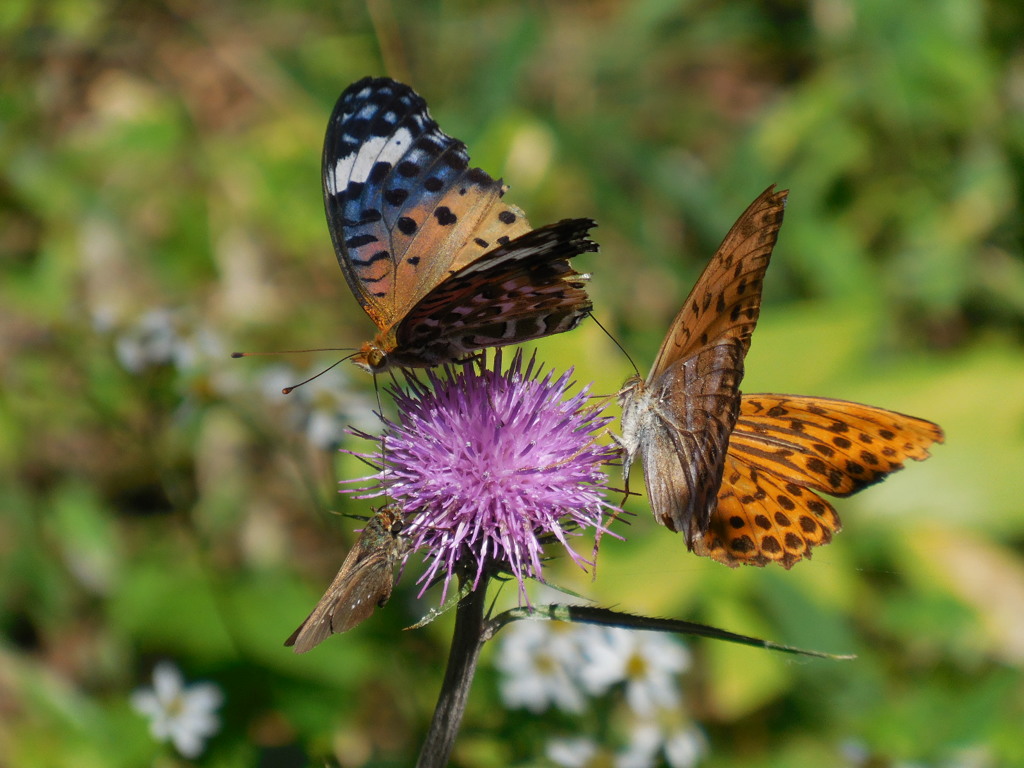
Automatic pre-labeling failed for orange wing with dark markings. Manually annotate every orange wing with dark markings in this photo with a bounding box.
[616,186,944,567]
[694,394,944,568]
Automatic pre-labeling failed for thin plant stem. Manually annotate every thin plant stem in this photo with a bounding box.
[416,577,488,768]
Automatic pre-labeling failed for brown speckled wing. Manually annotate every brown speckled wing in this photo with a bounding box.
[285,504,405,654]
[392,218,596,368]
[647,186,788,375]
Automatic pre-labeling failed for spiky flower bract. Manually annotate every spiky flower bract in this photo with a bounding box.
[349,351,621,599]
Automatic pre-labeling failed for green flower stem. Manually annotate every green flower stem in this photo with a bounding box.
[416,577,488,768]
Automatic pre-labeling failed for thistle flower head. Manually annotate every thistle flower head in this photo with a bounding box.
[349,351,621,599]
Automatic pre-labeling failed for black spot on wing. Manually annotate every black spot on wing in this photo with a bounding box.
[397,161,420,177]
[368,162,391,185]
[434,207,458,226]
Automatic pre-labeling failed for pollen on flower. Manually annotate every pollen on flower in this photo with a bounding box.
[346,350,622,600]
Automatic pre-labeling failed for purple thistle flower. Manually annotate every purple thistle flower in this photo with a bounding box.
[347,351,622,601]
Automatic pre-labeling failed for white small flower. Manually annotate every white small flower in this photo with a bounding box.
[113,309,235,401]
[260,364,375,449]
[115,309,180,373]
[131,661,223,758]
[622,718,706,768]
[496,620,589,713]
[579,629,689,716]
[664,723,706,768]
[549,727,698,768]
[617,722,661,768]
[172,325,225,372]
[547,736,601,767]
[840,739,871,766]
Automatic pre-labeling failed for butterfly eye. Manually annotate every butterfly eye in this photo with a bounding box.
[355,344,386,372]
[616,376,643,403]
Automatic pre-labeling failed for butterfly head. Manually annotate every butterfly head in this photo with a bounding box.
[353,341,388,373]
[616,375,647,432]
[352,337,439,373]
[616,374,645,405]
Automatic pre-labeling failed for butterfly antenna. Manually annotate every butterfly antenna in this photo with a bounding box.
[589,312,641,378]
[337,511,373,522]
[231,347,357,358]
[280,354,357,394]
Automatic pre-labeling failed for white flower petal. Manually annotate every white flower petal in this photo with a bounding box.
[170,727,205,759]
[152,661,184,703]
[497,622,590,713]
[665,726,706,768]
[130,690,162,717]
[185,682,225,712]
[547,737,598,767]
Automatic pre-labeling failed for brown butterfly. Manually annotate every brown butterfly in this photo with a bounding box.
[285,504,406,653]
[324,77,596,373]
[618,186,944,567]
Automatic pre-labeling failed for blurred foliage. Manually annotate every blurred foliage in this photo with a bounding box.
[2,0,1024,766]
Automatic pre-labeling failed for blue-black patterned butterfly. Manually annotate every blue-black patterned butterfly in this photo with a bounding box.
[323,77,597,373]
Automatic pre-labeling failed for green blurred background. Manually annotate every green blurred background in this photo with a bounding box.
[2,0,1023,765]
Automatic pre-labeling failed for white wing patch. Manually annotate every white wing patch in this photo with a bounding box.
[330,127,415,192]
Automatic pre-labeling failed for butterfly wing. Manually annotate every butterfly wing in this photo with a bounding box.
[323,77,535,332]
[694,394,945,568]
[625,341,745,542]
[619,187,788,545]
[647,186,788,377]
[285,506,404,653]
[388,218,596,368]
[693,452,842,568]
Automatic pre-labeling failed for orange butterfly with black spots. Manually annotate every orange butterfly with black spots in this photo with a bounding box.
[618,186,943,567]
